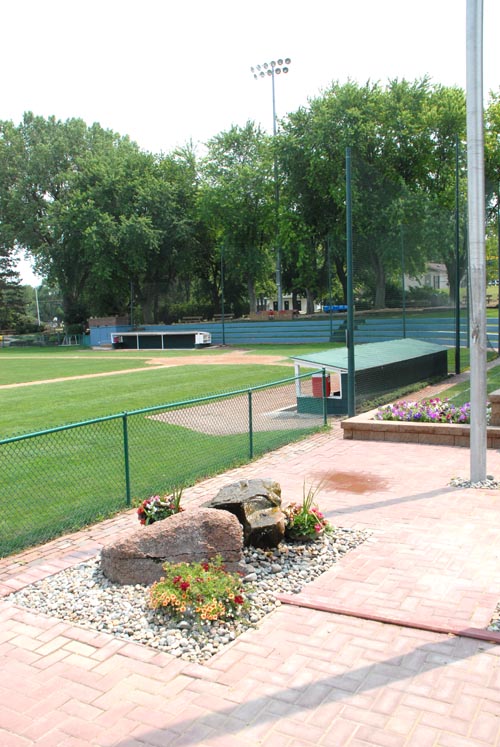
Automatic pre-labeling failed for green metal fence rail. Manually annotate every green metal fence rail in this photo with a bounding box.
[0,370,329,558]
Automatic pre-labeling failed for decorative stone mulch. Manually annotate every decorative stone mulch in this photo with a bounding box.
[8,526,368,664]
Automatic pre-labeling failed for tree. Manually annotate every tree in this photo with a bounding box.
[0,114,160,324]
[278,79,466,309]
[135,145,200,323]
[0,248,26,330]
[485,91,500,286]
[200,122,274,314]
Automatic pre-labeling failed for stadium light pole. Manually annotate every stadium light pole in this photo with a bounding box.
[251,58,291,312]
[466,0,487,482]
[35,285,41,326]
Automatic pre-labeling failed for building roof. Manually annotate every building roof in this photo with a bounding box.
[291,338,448,373]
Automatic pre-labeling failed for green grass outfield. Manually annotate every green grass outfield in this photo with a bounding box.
[0,345,331,556]
[0,343,476,437]
[0,348,294,436]
[0,342,483,557]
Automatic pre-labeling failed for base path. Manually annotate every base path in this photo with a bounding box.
[2,417,500,745]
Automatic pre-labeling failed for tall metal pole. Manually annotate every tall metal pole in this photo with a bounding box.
[327,235,334,343]
[400,225,406,338]
[271,67,282,311]
[35,286,41,326]
[455,136,462,374]
[346,147,355,417]
[251,58,291,312]
[466,0,487,481]
[221,243,226,345]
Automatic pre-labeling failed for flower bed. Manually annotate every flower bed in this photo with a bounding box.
[342,397,500,448]
[375,398,471,424]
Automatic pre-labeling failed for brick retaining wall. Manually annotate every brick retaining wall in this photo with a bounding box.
[341,404,500,448]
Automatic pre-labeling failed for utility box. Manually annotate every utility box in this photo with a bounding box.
[312,373,330,398]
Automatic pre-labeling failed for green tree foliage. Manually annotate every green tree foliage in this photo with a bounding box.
[135,145,200,323]
[200,122,274,314]
[0,114,151,322]
[485,93,500,251]
[484,94,500,284]
[0,249,26,330]
[0,114,202,325]
[0,80,482,321]
[278,79,466,308]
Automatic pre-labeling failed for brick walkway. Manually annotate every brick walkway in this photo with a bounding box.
[2,419,500,745]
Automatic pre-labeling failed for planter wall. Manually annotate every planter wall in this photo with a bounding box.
[341,407,500,448]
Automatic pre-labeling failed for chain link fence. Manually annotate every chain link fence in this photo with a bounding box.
[0,371,327,558]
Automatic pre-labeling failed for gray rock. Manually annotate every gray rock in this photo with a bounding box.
[100,507,243,585]
[204,478,286,549]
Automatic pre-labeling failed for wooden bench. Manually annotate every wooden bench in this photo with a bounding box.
[181,316,203,323]
[213,314,234,321]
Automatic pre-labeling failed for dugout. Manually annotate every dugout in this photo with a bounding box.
[291,338,449,415]
[111,330,211,350]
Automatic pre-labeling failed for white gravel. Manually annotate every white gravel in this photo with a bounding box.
[449,475,500,489]
[8,527,368,663]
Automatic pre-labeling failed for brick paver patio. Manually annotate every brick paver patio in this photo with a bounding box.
[2,421,500,746]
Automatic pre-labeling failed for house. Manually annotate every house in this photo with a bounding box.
[405,262,449,291]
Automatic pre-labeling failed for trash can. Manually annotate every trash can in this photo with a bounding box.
[312,373,331,398]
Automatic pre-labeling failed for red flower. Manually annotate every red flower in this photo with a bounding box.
[233,595,244,605]
[172,575,182,585]
[180,581,190,591]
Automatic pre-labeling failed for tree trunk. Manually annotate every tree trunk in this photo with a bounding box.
[305,288,315,315]
[334,257,347,303]
[139,286,157,324]
[247,276,257,314]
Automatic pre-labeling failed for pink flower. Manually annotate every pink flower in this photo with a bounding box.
[314,524,322,532]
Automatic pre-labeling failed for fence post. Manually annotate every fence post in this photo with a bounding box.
[122,412,131,507]
[322,368,328,426]
[248,390,253,460]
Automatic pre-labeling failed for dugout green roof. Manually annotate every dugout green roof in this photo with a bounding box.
[291,338,448,372]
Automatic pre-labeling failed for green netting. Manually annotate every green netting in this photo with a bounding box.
[0,372,326,557]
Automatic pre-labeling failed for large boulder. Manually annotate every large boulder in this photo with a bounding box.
[204,478,285,549]
[100,507,244,585]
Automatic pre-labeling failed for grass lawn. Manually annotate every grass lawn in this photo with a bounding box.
[0,362,297,437]
[237,342,342,357]
[2,340,496,558]
[0,342,485,437]
[0,345,243,385]
[0,345,328,556]
[2,413,319,557]
[435,358,500,407]
[0,353,151,385]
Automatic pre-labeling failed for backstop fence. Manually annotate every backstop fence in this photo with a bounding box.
[0,370,329,558]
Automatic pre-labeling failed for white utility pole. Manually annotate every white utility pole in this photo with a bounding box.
[466,0,487,481]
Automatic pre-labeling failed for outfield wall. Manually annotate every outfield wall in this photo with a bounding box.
[89,315,499,350]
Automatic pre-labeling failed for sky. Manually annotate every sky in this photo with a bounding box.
[4,0,499,285]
